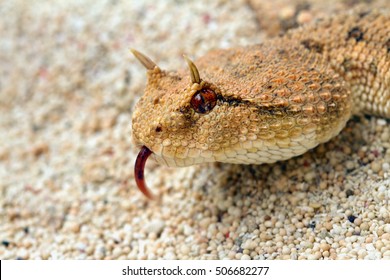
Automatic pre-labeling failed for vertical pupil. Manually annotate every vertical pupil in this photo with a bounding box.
[195,94,205,113]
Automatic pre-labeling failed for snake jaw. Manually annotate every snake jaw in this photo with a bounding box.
[134,145,155,199]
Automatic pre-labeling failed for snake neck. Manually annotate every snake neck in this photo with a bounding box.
[286,10,390,117]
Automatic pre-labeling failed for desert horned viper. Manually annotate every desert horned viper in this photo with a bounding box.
[131,9,390,199]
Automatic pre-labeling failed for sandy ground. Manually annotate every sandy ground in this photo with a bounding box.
[0,0,389,260]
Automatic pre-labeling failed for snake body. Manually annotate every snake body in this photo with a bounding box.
[132,10,390,198]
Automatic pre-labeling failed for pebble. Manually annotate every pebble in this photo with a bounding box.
[332,225,342,235]
[183,225,194,236]
[75,242,87,251]
[304,171,316,181]
[360,222,369,231]
[320,243,331,252]
[382,162,390,172]
[17,248,29,260]
[282,246,291,255]
[241,254,251,260]
[199,217,211,229]
[296,10,313,25]
[345,161,355,170]
[307,252,322,260]
[264,220,273,228]
[354,218,362,226]
[144,219,165,235]
[384,224,390,234]
[368,212,376,220]
[381,131,389,142]
[180,245,190,255]
[371,161,382,173]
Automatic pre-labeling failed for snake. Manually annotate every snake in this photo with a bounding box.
[131,9,390,199]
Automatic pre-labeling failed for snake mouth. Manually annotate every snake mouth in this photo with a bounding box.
[134,145,155,199]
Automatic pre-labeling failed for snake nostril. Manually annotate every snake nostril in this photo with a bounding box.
[155,125,162,132]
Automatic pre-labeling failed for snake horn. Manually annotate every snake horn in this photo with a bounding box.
[183,55,201,84]
[130,49,158,70]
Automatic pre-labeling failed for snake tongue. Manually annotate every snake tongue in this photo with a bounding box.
[134,146,155,199]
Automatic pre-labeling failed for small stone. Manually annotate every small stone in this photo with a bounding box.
[242,239,254,250]
[381,131,390,141]
[324,222,333,231]
[333,225,342,234]
[367,212,375,219]
[228,207,242,218]
[69,222,81,233]
[121,200,133,211]
[310,202,322,209]
[144,219,165,235]
[282,246,291,255]
[384,224,390,233]
[0,148,9,161]
[307,252,321,260]
[40,251,50,260]
[382,233,390,241]
[371,161,381,173]
[345,161,355,171]
[297,10,313,25]
[319,181,328,190]
[241,254,251,260]
[163,251,177,260]
[347,215,356,223]
[320,243,331,252]
[304,171,316,182]
[375,240,384,250]
[322,251,330,258]
[360,222,369,231]
[275,221,283,228]
[308,220,316,229]
[31,142,49,158]
[280,6,295,19]
[264,220,273,228]
[17,248,29,260]
[354,218,362,226]
[180,245,190,255]
[183,225,194,236]
[76,242,87,251]
[199,218,211,229]
[365,236,373,243]
[112,247,123,258]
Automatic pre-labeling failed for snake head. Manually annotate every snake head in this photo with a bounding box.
[131,46,351,199]
[131,49,218,164]
[131,49,219,198]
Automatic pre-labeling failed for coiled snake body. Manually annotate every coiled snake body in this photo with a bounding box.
[131,10,390,199]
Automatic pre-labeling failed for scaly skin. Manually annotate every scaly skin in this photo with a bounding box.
[132,9,390,169]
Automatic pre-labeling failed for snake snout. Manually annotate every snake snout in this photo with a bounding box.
[134,145,155,199]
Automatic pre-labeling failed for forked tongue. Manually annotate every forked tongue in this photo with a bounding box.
[134,146,155,199]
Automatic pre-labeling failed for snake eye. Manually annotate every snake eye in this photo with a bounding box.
[190,88,217,114]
